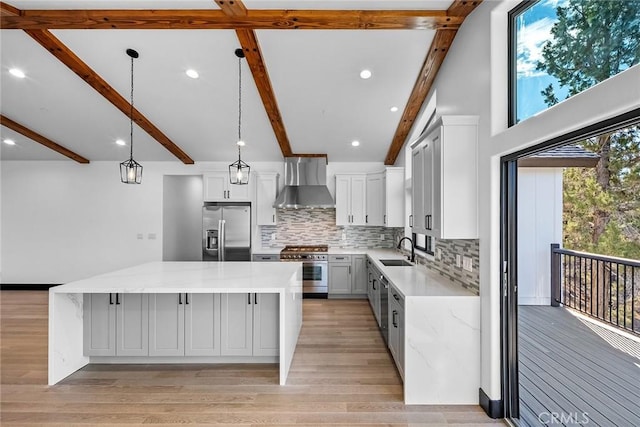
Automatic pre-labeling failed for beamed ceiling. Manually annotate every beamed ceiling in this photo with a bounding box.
[0,0,481,165]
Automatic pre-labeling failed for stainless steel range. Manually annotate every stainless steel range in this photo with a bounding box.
[280,245,328,298]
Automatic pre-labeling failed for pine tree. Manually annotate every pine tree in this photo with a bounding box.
[536,0,640,258]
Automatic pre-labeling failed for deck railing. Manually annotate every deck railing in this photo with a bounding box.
[551,244,640,335]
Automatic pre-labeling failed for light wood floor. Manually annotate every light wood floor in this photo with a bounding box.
[1,291,502,426]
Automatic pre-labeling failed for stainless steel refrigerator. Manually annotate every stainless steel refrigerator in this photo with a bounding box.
[202,202,251,261]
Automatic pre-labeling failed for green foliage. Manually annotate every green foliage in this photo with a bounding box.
[537,0,640,260]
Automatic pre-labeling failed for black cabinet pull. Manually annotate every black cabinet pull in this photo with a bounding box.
[109,293,114,305]
[409,214,413,227]
[116,293,120,305]
[178,293,183,305]
[365,214,368,223]
[185,293,189,305]
[372,279,377,290]
[247,293,251,304]
[393,310,398,328]
[384,214,386,224]
[393,293,400,301]
[254,293,258,304]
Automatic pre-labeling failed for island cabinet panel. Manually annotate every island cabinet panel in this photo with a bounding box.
[220,293,279,357]
[84,293,148,357]
[220,293,254,356]
[252,293,279,357]
[149,294,185,356]
[116,293,149,356]
[83,293,116,356]
[185,294,221,356]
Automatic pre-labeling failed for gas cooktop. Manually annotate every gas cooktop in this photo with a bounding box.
[280,245,328,260]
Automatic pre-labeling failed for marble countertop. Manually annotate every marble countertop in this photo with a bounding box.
[50,261,302,294]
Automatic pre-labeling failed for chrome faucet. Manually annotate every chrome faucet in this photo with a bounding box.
[397,237,415,263]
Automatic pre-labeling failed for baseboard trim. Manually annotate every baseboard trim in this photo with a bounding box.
[1,284,60,291]
[479,388,503,419]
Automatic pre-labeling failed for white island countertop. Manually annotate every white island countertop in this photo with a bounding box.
[51,261,302,294]
[48,261,303,387]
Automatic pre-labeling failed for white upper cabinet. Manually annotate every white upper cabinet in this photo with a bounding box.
[203,171,252,202]
[256,172,279,225]
[412,116,478,239]
[335,174,367,226]
[384,167,405,228]
[366,173,384,226]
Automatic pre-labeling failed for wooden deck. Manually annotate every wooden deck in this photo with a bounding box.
[518,306,640,427]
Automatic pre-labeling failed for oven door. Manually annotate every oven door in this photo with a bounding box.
[302,261,328,296]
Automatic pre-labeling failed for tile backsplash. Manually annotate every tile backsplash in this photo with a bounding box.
[409,238,480,295]
[260,208,402,248]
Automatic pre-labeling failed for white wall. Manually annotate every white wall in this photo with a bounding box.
[0,159,389,283]
[517,168,563,306]
[409,0,640,401]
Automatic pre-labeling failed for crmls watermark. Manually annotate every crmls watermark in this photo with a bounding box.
[538,411,590,425]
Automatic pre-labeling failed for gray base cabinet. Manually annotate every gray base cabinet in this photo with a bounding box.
[388,285,405,379]
[329,262,351,294]
[148,293,222,357]
[329,254,367,297]
[221,293,279,357]
[84,293,149,357]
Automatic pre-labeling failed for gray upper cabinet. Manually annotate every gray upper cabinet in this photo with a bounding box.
[220,293,279,357]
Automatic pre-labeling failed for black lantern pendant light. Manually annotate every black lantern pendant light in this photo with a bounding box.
[120,48,143,184]
[229,48,250,185]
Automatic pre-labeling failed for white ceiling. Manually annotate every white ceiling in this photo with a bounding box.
[0,0,451,163]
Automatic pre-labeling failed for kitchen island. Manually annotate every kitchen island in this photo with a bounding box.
[48,261,302,386]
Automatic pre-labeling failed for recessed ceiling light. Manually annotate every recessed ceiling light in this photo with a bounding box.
[115,139,126,146]
[351,140,360,147]
[359,69,372,79]
[185,69,199,79]
[390,106,399,112]
[3,139,16,145]
[9,68,25,79]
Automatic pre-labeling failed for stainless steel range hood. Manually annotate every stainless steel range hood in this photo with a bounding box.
[273,157,335,209]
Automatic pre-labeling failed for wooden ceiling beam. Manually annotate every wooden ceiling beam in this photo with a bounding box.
[1,114,90,163]
[384,0,482,165]
[214,0,247,17]
[236,29,294,158]
[0,1,19,16]
[24,29,194,164]
[1,9,462,30]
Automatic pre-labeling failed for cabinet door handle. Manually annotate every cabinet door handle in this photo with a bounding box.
[425,215,429,230]
[273,214,275,222]
[109,293,114,305]
[365,215,368,223]
[384,214,386,224]
[116,293,120,305]
[178,293,183,305]
[393,310,398,328]
[185,293,189,305]
[372,279,377,290]
[348,266,351,275]
[254,293,258,305]
[409,215,413,227]
[393,293,400,301]
[247,293,251,304]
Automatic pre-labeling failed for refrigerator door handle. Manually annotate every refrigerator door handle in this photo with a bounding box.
[218,219,226,261]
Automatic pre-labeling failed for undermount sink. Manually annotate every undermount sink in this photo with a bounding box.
[379,259,413,267]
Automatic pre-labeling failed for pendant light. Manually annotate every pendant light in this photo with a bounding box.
[120,48,143,184]
[229,48,250,185]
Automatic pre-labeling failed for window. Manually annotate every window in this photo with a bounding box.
[509,0,640,126]
[413,233,434,255]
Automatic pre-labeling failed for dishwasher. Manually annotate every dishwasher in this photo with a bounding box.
[379,273,389,345]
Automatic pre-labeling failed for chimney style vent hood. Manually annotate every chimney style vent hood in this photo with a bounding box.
[273,157,335,209]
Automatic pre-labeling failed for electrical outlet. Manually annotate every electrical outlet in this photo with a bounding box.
[380,234,385,240]
[148,233,156,240]
[341,232,346,241]
[136,233,143,240]
[436,248,442,260]
[271,233,276,241]
[463,256,473,272]
[455,254,462,267]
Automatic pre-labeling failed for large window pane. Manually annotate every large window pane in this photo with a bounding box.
[510,0,640,125]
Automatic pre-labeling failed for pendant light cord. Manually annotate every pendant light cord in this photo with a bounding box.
[129,54,135,161]
[237,55,242,146]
